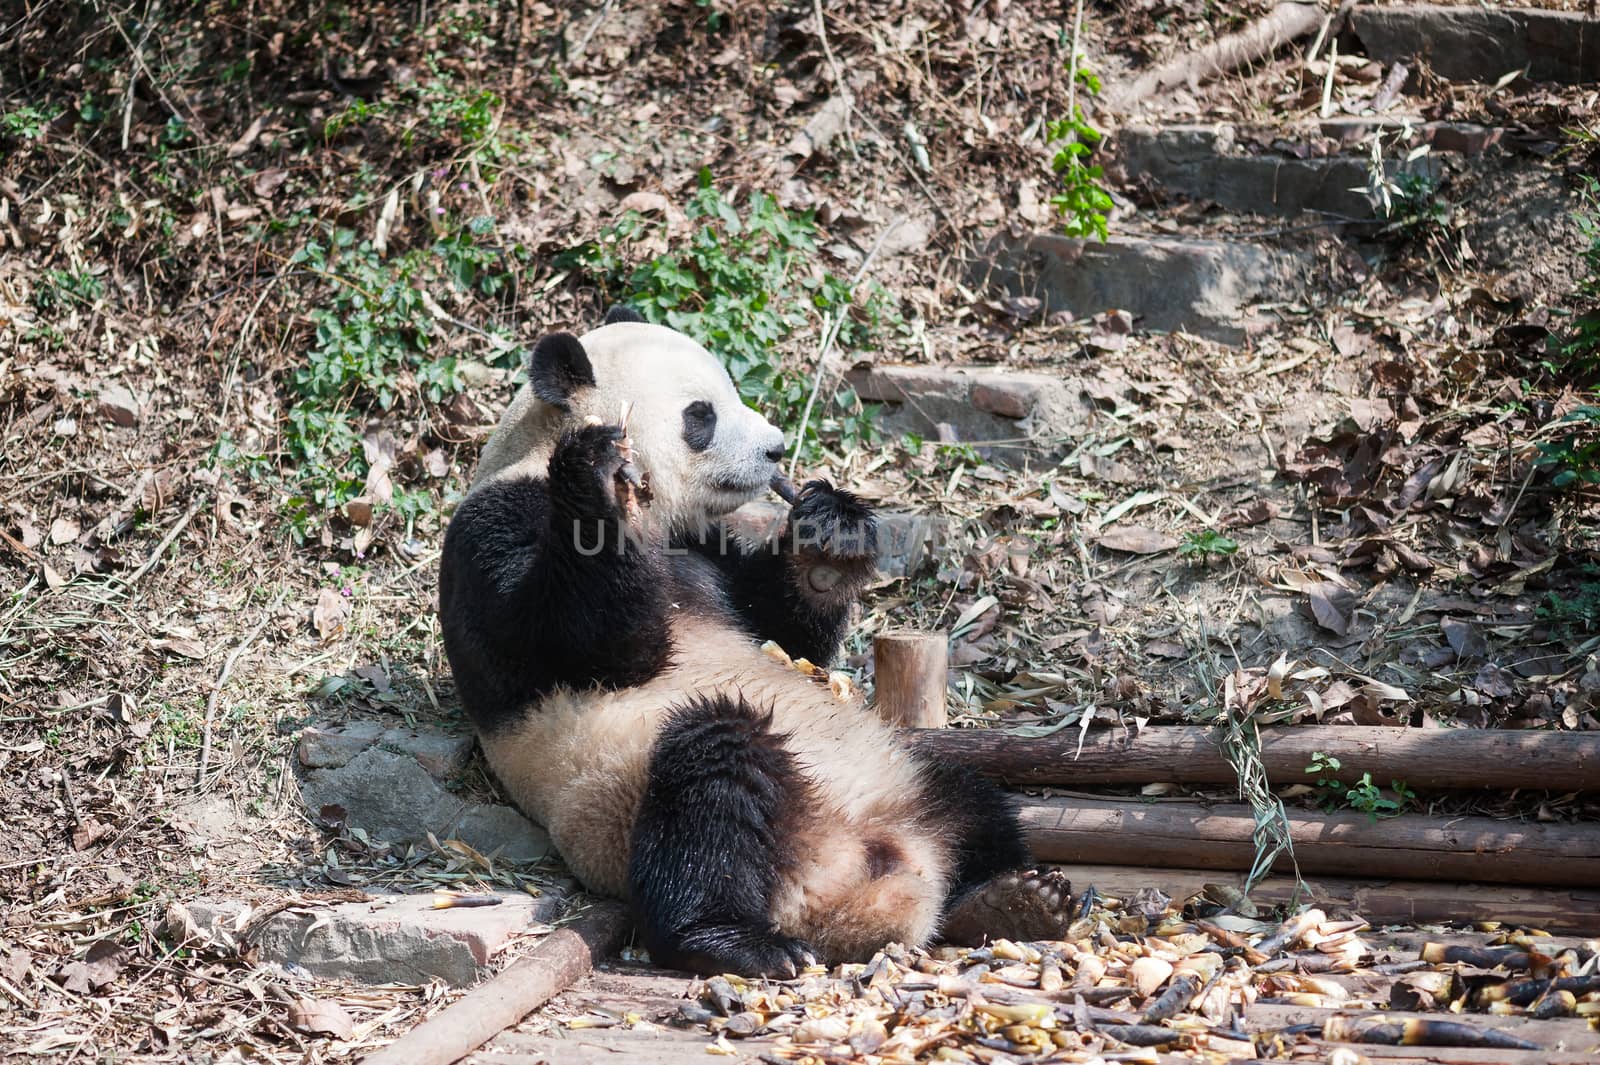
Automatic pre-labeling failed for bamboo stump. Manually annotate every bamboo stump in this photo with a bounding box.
[873,632,948,729]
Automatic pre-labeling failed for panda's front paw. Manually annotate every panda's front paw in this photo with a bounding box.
[788,480,877,561]
[550,423,641,516]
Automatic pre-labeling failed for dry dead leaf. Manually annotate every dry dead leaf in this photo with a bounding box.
[1097,525,1178,554]
[1305,581,1356,635]
[286,996,354,1039]
[56,941,124,994]
[313,588,351,642]
[151,636,206,660]
[49,516,80,544]
[1440,617,1487,660]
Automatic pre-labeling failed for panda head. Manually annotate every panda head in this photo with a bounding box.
[474,310,787,531]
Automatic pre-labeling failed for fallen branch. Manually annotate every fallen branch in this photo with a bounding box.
[1063,863,1600,935]
[1021,798,1600,887]
[1246,1004,1594,1055]
[1106,1,1327,112]
[361,901,629,1065]
[905,725,1600,793]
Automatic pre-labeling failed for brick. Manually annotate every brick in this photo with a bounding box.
[979,233,1314,345]
[970,373,1050,418]
[845,365,971,404]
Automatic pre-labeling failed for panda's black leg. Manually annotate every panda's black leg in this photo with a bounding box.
[629,694,817,978]
[913,758,1074,945]
[917,758,1032,899]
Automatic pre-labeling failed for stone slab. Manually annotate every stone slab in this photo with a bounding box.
[978,233,1310,344]
[844,364,1087,456]
[1112,123,1448,219]
[299,746,551,862]
[1352,6,1600,85]
[185,891,564,986]
[297,720,474,779]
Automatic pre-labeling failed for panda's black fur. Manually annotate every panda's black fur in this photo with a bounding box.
[439,313,1054,976]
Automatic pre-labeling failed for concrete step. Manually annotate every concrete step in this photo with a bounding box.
[1350,5,1600,85]
[976,232,1311,344]
[1111,121,1499,220]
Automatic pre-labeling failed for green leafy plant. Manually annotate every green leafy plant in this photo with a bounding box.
[1306,752,1410,820]
[278,221,526,535]
[1046,58,1113,241]
[1539,568,1600,635]
[1,103,60,141]
[564,174,896,457]
[1178,529,1239,561]
[32,268,105,310]
[1536,403,1600,487]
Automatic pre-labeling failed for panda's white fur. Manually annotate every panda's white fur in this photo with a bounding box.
[477,617,951,960]
[475,322,785,533]
[440,317,1037,973]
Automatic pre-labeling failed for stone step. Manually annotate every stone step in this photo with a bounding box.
[182,890,565,986]
[1350,5,1600,85]
[1111,121,1499,220]
[976,233,1310,344]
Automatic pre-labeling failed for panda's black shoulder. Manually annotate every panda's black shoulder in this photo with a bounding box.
[440,475,551,598]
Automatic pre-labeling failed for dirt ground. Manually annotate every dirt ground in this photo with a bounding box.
[2,0,1598,1060]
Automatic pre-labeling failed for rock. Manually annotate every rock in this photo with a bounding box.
[978,233,1314,345]
[1352,6,1600,85]
[844,364,1088,458]
[299,747,550,862]
[1111,124,1446,221]
[185,891,564,986]
[297,721,474,779]
[98,383,140,427]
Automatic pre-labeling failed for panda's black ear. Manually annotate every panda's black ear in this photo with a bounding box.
[528,332,596,411]
[603,304,646,326]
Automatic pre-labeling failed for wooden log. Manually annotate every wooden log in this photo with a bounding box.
[904,725,1600,793]
[1061,864,1600,935]
[872,631,948,729]
[362,902,629,1065]
[1106,1,1327,111]
[1021,798,1600,888]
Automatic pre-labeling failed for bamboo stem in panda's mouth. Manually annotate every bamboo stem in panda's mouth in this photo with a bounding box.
[770,472,800,505]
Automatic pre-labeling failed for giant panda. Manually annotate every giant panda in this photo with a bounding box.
[438,308,1072,976]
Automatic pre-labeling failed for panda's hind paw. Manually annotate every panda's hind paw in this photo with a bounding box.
[789,479,877,561]
[939,867,1074,947]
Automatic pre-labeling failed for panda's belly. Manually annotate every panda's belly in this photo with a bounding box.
[478,614,929,898]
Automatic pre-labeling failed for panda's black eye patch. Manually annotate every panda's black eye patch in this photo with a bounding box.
[682,400,716,452]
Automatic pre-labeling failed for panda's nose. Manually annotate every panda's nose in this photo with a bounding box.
[765,444,785,463]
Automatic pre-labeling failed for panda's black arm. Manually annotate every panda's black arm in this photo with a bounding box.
[439,426,673,730]
[674,481,876,667]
